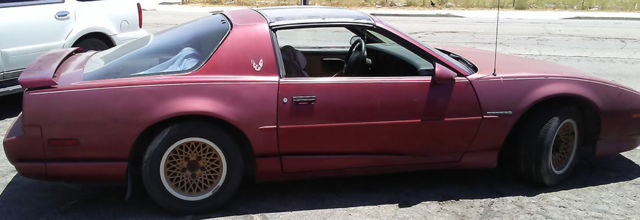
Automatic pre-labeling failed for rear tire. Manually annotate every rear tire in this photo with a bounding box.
[516,106,583,186]
[74,38,110,51]
[142,121,244,213]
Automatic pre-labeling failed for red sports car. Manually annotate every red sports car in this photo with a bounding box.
[3,7,640,213]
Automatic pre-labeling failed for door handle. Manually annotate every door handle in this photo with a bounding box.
[55,11,70,20]
[292,96,316,104]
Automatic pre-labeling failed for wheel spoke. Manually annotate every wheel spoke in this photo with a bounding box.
[162,138,225,199]
[550,120,578,174]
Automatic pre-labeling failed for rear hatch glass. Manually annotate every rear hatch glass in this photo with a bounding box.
[83,14,231,81]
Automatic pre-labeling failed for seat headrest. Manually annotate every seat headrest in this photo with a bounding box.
[281,45,307,69]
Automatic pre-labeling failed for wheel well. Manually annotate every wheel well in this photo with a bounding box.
[498,96,601,168]
[128,115,257,185]
[72,32,115,48]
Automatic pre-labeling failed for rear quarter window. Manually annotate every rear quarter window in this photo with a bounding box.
[82,14,231,81]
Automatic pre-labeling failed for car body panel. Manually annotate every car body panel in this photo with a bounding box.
[277,76,482,171]
[18,48,82,89]
[0,0,147,93]
[3,7,640,183]
[62,0,146,47]
[0,0,74,73]
[440,45,640,156]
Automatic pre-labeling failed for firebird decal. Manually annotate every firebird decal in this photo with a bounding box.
[251,59,264,72]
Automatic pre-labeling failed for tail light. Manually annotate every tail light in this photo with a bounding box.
[137,3,143,28]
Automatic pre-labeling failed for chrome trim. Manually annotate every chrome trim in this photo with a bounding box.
[271,20,374,28]
[281,80,429,84]
[481,76,640,95]
[254,6,375,28]
[486,111,513,115]
[3,69,23,75]
[280,77,467,84]
[1,69,23,80]
[270,22,376,31]
[280,116,480,129]
[258,125,277,130]
[30,82,277,95]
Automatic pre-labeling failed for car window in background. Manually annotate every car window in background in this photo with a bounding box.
[276,27,354,49]
[82,14,231,81]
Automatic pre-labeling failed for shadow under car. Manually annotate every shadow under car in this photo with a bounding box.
[0,151,638,218]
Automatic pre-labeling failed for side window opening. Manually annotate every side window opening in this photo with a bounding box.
[363,29,435,77]
[276,27,353,49]
[276,27,354,78]
[275,26,435,78]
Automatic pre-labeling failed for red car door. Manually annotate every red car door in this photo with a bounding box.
[277,76,483,172]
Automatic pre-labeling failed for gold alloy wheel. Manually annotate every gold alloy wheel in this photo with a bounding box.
[549,119,578,174]
[160,137,227,201]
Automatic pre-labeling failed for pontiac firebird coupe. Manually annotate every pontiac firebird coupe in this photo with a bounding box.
[3,7,640,212]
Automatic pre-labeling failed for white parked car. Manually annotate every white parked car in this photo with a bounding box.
[0,0,148,95]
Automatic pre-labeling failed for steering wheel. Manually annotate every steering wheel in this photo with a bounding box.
[335,37,368,77]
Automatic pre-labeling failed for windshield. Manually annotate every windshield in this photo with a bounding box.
[375,19,474,74]
[83,14,231,81]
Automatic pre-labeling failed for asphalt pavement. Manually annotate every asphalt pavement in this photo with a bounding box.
[0,7,639,219]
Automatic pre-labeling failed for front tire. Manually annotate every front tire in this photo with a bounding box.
[516,106,583,186]
[142,121,244,213]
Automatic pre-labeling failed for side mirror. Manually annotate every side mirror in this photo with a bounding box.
[433,63,457,84]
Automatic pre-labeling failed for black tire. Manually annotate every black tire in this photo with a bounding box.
[142,121,244,213]
[74,38,110,51]
[516,106,583,186]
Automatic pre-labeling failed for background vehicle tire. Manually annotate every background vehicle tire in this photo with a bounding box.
[516,106,583,186]
[73,38,110,51]
[142,121,244,213]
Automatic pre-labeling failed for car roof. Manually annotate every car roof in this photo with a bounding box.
[254,6,374,27]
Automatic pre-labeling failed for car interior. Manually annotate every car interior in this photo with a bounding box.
[276,26,436,78]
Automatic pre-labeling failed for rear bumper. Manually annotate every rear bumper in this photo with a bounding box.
[4,114,46,179]
[3,114,44,164]
[9,161,127,182]
[111,29,148,45]
[3,114,127,181]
